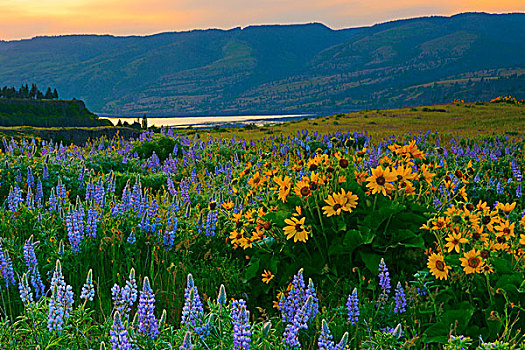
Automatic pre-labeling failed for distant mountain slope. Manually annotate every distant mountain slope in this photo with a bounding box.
[0,13,524,115]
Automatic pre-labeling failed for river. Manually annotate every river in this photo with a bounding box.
[100,114,313,128]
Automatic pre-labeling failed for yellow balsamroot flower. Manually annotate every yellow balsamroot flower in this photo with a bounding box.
[294,178,311,198]
[322,193,347,217]
[354,171,367,185]
[444,232,469,253]
[322,189,358,217]
[340,189,358,212]
[222,201,234,210]
[427,253,451,280]
[366,166,396,196]
[247,171,267,188]
[273,175,292,203]
[458,187,468,201]
[283,217,309,243]
[520,215,525,228]
[393,164,416,185]
[261,270,275,284]
[418,164,436,185]
[229,229,244,245]
[482,264,494,275]
[496,202,516,214]
[519,234,525,246]
[403,181,416,196]
[431,216,449,230]
[459,249,484,274]
[494,219,515,238]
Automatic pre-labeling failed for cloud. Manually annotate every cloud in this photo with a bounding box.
[1,0,524,40]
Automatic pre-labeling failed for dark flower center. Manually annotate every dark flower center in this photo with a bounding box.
[468,257,481,268]
[480,250,490,259]
[497,236,507,243]
[376,176,386,186]
[482,216,491,225]
[339,159,349,168]
[435,260,445,271]
[333,204,342,211]
[295,224,303,231]
[300,186,311,197]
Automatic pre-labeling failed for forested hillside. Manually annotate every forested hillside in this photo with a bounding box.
[0,12,524,115]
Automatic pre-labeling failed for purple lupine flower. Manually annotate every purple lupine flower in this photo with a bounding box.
[66,207,83,254]
[0,243,16,287]
[167,176,176,197]
[318,319,335,350]
[377,258,391,306]
[232,299,251,350]
[181,274,204,327]
[346,288,359,325]
[78,166,85,182]
[27,167,34,188]
[86,203,98,238]
[393,282,407,314]
[179,331,193,350]
[80,269,95,302]
[19,273,33,305]
[35,178,43,207]
[305,278,319,320]
[127,233,136,244]
[48,260,74,332]
[112,268,137,318]
[110,312,132,350]
[279,268,313,324]
[23,237,45,299]
[283,295,314,349]
[335,332,349,350]
[56,178,67,207]
[217,284,227,305]
[7,184,23,213]
[137,276,158,338]
[163,217,178,249]
[43,164,49,179]
[131,180,142,211]
[48,188,58,212]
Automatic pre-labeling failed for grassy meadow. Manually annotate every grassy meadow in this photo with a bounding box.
[207,101,525,142]
[0,99,523,349]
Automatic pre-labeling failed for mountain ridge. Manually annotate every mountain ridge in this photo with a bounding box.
[0,12,524,116]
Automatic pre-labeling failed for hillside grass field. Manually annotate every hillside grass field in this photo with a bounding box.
[207,101,525,142]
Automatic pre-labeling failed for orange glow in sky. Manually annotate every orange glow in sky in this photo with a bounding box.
[1,0,524,40]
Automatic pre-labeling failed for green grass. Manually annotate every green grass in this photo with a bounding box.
[203,102,525,142]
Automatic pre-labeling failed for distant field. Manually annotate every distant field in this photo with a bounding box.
[203,101,525,142]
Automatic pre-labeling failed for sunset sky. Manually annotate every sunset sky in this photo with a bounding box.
[1,0,524,41]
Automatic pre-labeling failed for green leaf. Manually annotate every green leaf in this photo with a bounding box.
[423,301,475,344]
[243,258,260,283]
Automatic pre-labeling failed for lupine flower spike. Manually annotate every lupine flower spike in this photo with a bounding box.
[180,331,193,350]
[80,269,95,302]
[110,311,132,350]
[137,276,159,338]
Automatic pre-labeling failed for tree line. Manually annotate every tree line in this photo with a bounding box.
[0,84,59,100]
